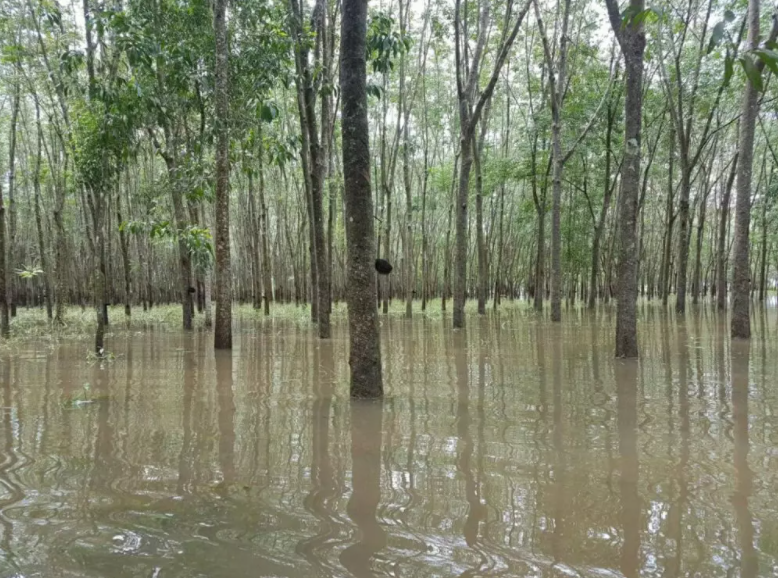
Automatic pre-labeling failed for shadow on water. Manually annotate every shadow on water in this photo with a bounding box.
[340,398,385,577]
[731,340,756,578]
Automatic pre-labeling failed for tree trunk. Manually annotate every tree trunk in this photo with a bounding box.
[214,0,232,349]
[661,127,676,306]
[53,165,68,325]
[675,166,692,314]
[473,135,487,316]
[117,180,132,322]
[758,182,770,302]
[731,0,761,339]
[0,177,8,338]
[453,134,474,328]
[340,0,383,397]
[33,102,53,320]
[7,71,20,318]
[257,135,273,315]
[247,167,262,310]
[92,192,107,355]
[606,0,645,358]
[442,154,458,312]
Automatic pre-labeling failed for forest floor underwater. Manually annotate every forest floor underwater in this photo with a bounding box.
[0,300,777,577]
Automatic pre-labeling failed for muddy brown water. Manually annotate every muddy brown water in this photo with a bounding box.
[1,308,777,577]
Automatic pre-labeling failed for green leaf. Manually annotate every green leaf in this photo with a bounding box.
[724,53,735,85]
[260,103,279,122]
[724,9,735,22]
[707,21,726,55]
[740,54,764,91]
[755,48,778,76]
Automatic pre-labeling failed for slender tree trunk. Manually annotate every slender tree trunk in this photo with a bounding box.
[53,162,68,324]
[33,102,53,320]
[341,0,383,397]
[493,79,509,311]
[246,168,262,309]
[442,154,458,312]
[731,0,763,339]
[258,142,273,316]
[7,72,20,318]
[117,179,132,321]
[214,0,232,349]
[420,123,430,312]
[692,165,714,305]
[403,166,414,319]
[661,127,676,306]
[473,135,487,316]
[758,201,768,302]
[675,166,692,314]
[0,177,8,338]
[534,196,546,311]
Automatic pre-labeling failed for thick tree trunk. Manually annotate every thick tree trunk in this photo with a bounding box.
[340,0,383,397]
[731,0,761,339]
[214,0,232,349]
[607,0,645,358]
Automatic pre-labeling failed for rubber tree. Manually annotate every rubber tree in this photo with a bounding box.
[605,0,646,358]
[213,0,232,349]
[731,5,778,338]
[340,0,383,397]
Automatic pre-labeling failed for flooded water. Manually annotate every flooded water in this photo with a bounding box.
[2,307,778,577]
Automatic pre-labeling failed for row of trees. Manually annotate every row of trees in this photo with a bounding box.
[1,0,777,393]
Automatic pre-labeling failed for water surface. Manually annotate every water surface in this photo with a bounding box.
[1,307,777,577]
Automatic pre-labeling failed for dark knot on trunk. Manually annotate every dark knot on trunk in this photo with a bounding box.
[375,259,393,275]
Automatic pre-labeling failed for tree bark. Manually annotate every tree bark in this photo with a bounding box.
[341,0,383,397]
[33,101,53,320]
[473,129,488,316]
[117,178,132,321]
[675,166,692,313]
[605,0,645,358]
[731,2,771,338]
[7,69,20,318]
[0,174,8,338]
[214,0,232,349]
[257,138,273,316]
